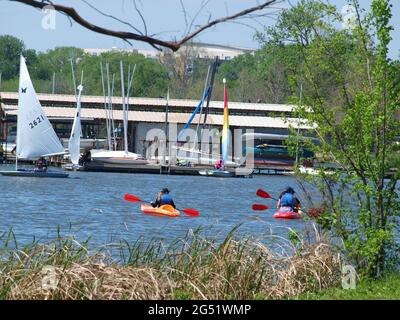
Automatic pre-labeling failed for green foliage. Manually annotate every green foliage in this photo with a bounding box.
[288,228,303,247]
[258,0,400,277]
[0,35,303,104]
[0,35,25,80]
[0,42,170,97]
[294,273,400,300]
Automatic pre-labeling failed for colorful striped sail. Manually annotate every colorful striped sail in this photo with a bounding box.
[221,78,229,165]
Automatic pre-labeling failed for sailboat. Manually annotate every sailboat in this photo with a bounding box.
[199,78,235,178]
[63,84,84,171]
[0,56,68,178]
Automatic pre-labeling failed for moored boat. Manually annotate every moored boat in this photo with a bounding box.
[198,169,235,177]
[1,169,68,178]
[90,150,148,165]
[0,56,68,179]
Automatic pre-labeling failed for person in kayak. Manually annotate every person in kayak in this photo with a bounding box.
[151,188,176,208]
[277,187,301,212]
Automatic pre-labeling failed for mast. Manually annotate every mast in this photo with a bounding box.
[106,64,116,150]
[164,88,170,169]
[166,88,171,173]
[70,58,77,99]
[110,73,117,150]
[79,70,84,138]
[120,61,128,156]
[221,78,229,168]
[52,72,55,94]
[202,56,219,130]
[126,64,136,155]
[194,64,211,160]
[100,62,111,150]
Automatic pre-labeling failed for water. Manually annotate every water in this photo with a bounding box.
[0,164,310,250]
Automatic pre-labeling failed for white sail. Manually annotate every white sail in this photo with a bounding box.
[68,85,83,165]
[16,56,64,159]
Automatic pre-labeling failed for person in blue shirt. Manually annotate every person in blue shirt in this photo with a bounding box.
[151,188,176,208]
[277,187,300,212]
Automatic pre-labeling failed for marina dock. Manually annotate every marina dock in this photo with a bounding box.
[83,161,254,177]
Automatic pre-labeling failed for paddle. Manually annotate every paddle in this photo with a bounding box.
[123,193,200,217]
[256,189,279,201]
[252,204,270,211]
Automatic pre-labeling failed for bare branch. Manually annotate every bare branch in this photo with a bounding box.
[175,0,280,48]
[187,0,212,36]
[132,0,147,35]
[10,0,279,51]
[179,0,190,35]
[81,0,143,35]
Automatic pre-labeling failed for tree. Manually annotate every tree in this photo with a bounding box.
[0,35,25,80]
[261,0,399,277]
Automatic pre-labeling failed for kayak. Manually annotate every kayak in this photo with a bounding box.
[140,204,180,217]
[274,207,303,219]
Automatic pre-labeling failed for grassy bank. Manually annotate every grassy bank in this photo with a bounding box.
[0,229,341,300]
[293,274,400,300]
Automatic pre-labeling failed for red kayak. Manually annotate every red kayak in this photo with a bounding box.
[274,207,303,219]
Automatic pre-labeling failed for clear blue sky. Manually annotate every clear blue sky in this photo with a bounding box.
[0,0,399,58]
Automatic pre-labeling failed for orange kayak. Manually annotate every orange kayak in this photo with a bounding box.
[140,204,180,217]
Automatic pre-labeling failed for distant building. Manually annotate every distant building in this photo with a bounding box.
[84,42,255,62]
[83,47,160,60]
[176,42,255,61]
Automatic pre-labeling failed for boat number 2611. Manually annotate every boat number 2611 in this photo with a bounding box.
[29,115,45,129]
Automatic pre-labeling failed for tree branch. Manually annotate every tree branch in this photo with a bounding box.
[10,0,279,51]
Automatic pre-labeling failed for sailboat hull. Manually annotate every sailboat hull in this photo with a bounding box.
[91,150,148,165]
[0,170,69,178]
[198,169,235,177]
[62,164,83,171]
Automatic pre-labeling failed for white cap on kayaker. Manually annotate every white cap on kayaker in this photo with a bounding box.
[223,78,226,84]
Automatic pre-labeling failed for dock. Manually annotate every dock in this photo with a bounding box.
[83,162,253,177]
[253,166,294,175]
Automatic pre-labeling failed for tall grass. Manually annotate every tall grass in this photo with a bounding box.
[0,227,342,300]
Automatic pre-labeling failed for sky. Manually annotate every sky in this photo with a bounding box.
[0,0,399,58]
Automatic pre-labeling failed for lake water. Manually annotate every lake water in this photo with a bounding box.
[0,164,314,251]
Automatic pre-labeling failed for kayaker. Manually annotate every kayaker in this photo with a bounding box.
[151,188,176,208]
[277,187,300,212]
